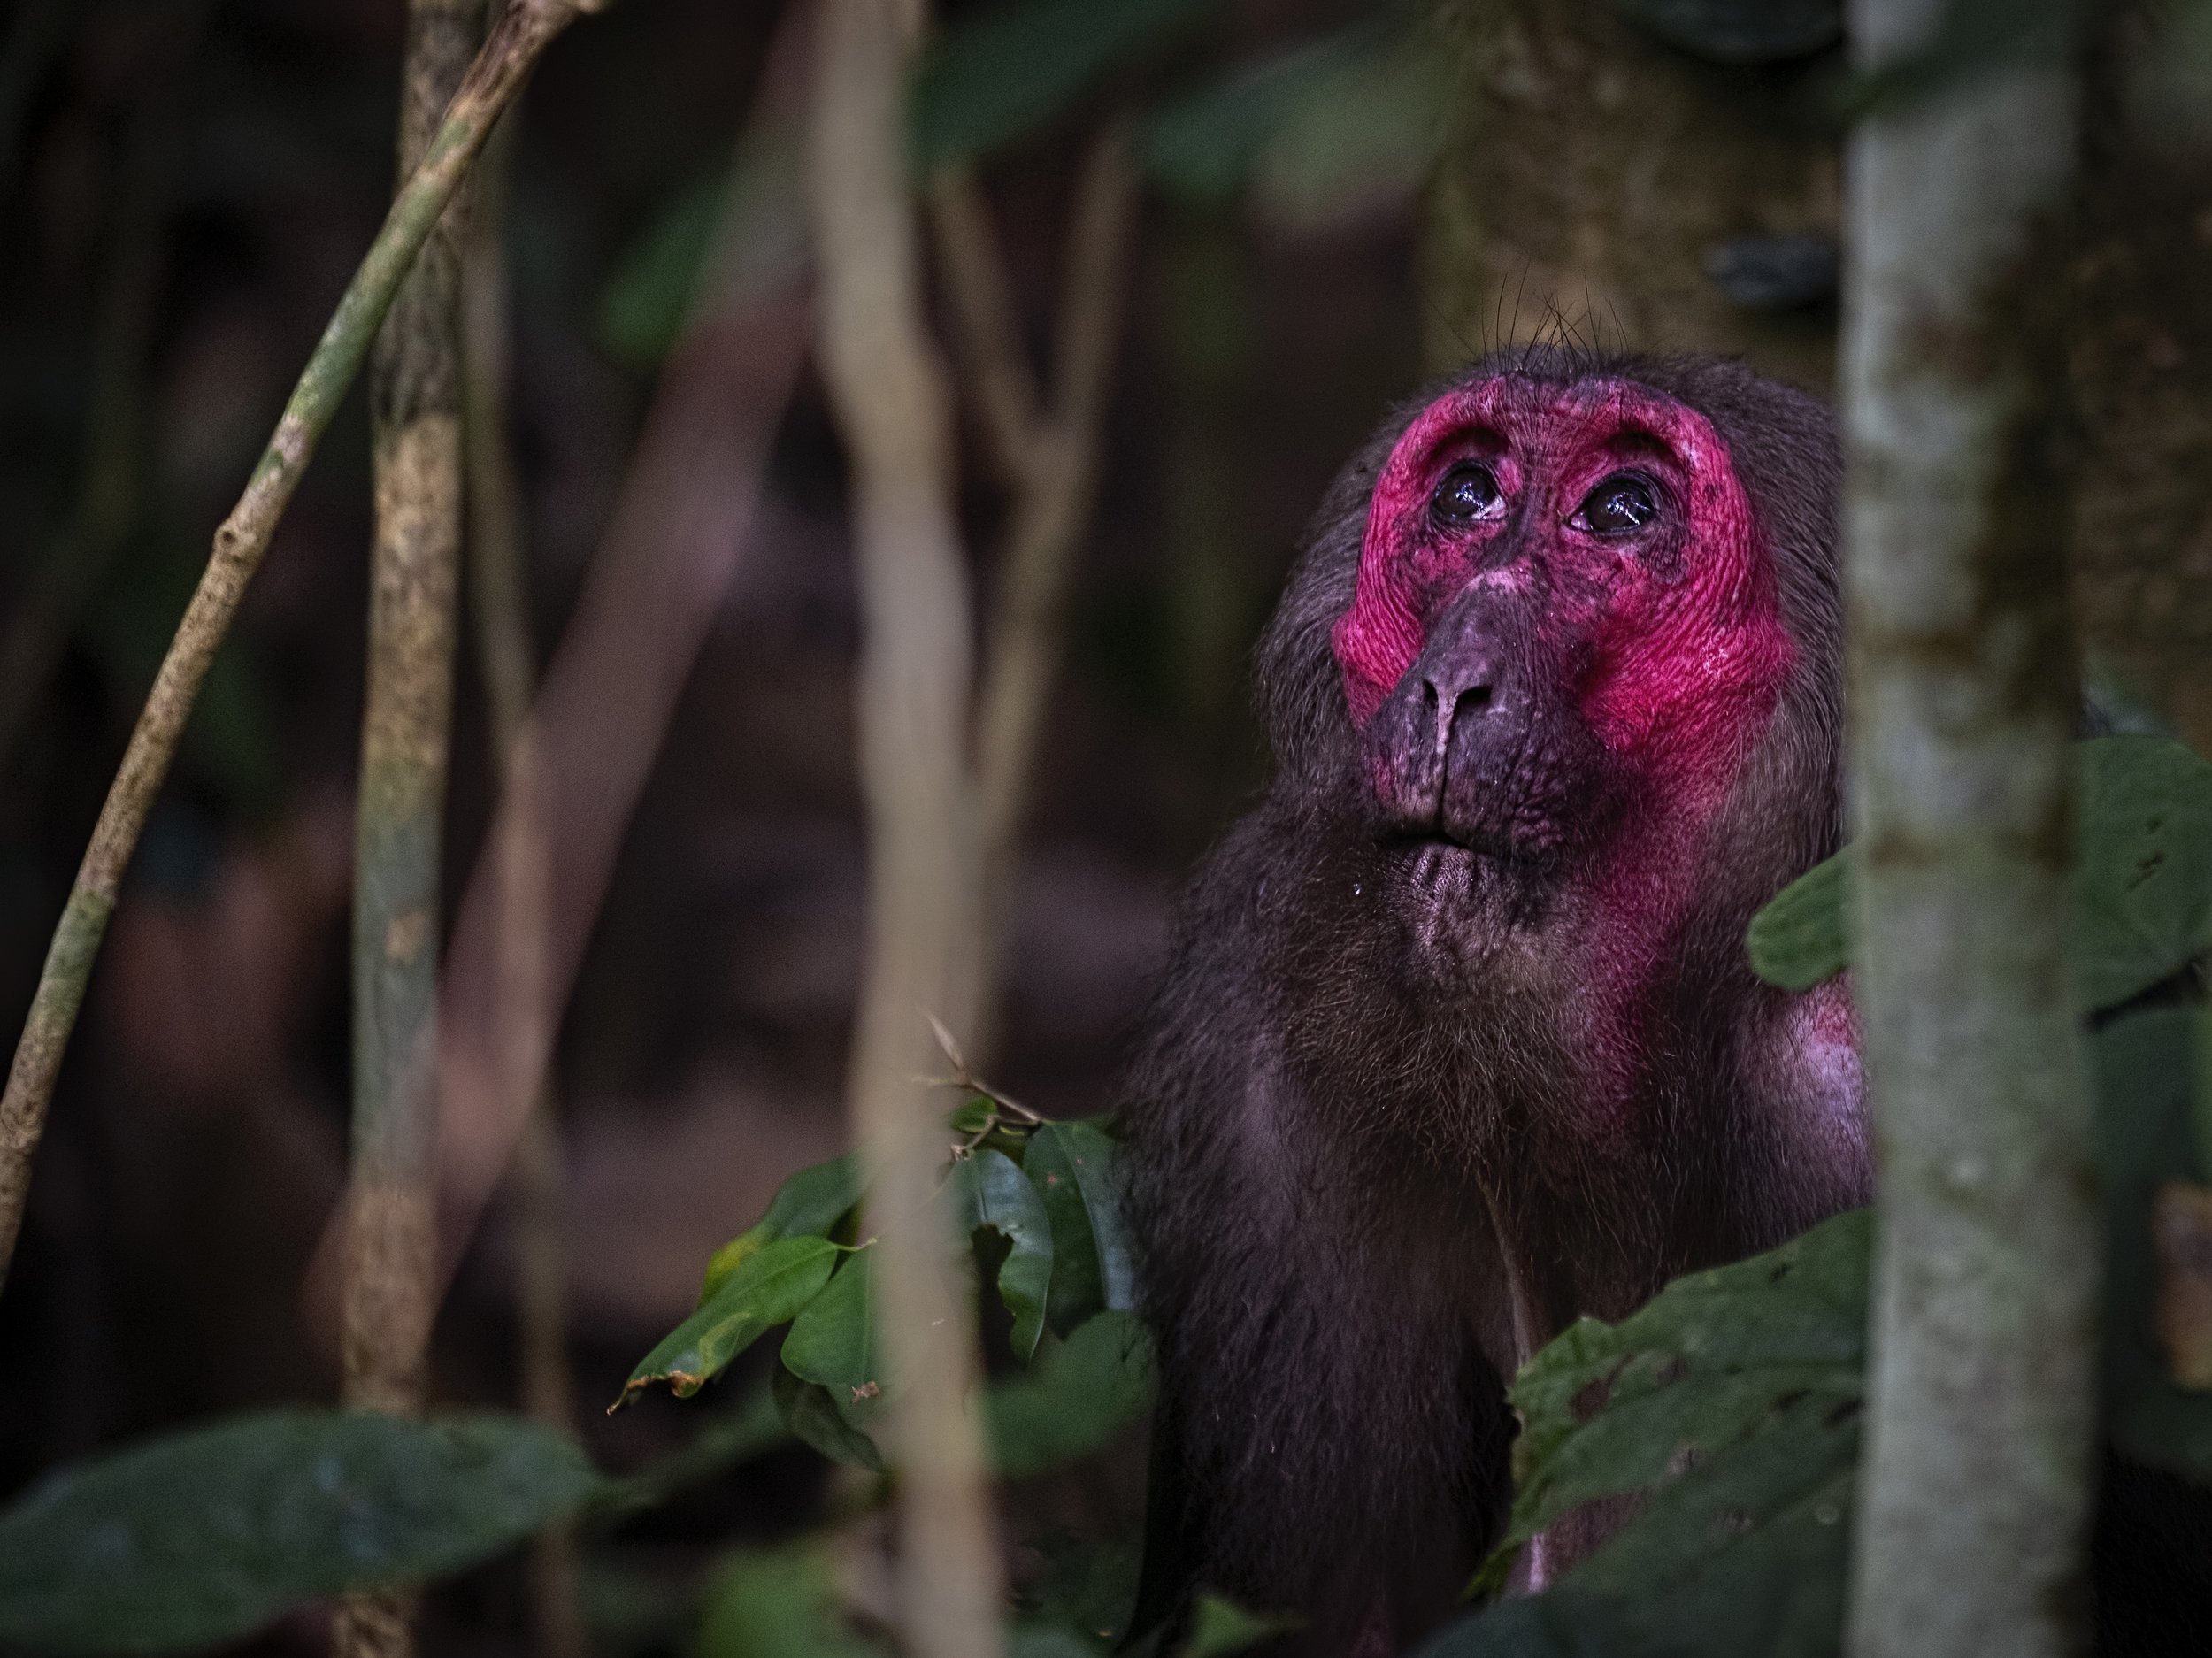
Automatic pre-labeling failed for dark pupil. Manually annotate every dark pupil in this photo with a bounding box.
[1432,464,1499,523]
[1581,474,1656,533]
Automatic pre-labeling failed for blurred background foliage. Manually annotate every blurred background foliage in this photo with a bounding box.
[3,0,2212,1653]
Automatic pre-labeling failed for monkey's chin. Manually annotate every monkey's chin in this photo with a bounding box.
[1379,832,1564,954]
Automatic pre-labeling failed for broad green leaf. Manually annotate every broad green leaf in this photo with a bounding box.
[1615,0,1840,63]
[1498,1209,1869,1558]
[1025,1117,1137,1332]
[1746,738,2212,1009]
[1181,1593,1302,1657]
[703,1153,865,1301]
[782,1247,882,1398]
[623,1235,839,1405]
[696,1541,882,1658]
[988,1310,1156,1478]
[772,1365,885,1474]
[0,1410,598,1655]
[1744,853,1849,992]
[910,0,1214,173]
[2071,737,2212,1010]
[1429,1404,1856,1658]
[952,1147,1056,1360]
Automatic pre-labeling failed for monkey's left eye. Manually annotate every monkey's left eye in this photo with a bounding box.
[1430,463,1502,525]
[1572,473,1659,535]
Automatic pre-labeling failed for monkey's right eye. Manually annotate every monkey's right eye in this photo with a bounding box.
[1430,463,1502,526]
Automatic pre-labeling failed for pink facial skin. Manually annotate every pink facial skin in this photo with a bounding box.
[1331,375,1794,832]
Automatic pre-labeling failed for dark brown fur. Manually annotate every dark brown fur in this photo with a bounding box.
[1119,349,1865,1655]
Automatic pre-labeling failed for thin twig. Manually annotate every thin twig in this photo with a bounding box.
[938,128,1137,1065]
[808,0,1002,1654]
[334,3,486,1654]
[297,1,816,1321]
[0,0,601,1292]
[928,171,1043,490]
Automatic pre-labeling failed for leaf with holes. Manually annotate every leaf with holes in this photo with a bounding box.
[952,1148,1056,1360]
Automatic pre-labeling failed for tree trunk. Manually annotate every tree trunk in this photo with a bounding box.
[1424,0,1839,388]
[1839,4,2098,1654]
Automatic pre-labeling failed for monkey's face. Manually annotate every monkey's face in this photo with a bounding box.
[1332,373,1794,873]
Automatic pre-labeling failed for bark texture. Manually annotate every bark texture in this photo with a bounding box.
[1425,0,1839,388]
[1839,4,2099,1655]
[335,4,481,1652]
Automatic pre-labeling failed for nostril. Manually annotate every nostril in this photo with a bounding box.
[1420,674,1494,756]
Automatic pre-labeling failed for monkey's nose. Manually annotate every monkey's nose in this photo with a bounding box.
[1420,668,1494,757]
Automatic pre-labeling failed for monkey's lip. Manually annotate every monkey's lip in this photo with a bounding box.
[1382,824,1558,874]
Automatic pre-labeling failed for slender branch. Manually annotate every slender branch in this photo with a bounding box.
[296,3,816,1325]
[1840,3,2096,1655]
[809,1,1002,1654]
[943,128,1137,1064]
[334,4,486,1655]
[928,171,1043,490]
[0,0,599,1290]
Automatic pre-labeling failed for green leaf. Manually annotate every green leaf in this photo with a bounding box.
[696,1541,883,1658]
[1180,1593,1302,1657]
[1434,1406,1856,1657]
[1025,1118,1137,1333]
[988,1310,1156,1478]
[0,1410,598,1655]
[910,0,1215,173]
[1744,853,1849,992]
[703,1153,865,1301]
[2070,737,2212,1011]
[772,1365,885,1474]
[622,1236,840,1405]
[1497,1209,1870,1562]
[1746,738,2212,1008]
[952,1148,1056,1360]
[1615,0,1840,63]
[782,1247,882,1399]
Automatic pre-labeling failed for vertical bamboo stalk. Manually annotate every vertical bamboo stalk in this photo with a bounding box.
[460,106,586,1658]
[336,4,482,1655]
[807,1,1002,1655]
[1839,4,2096,1655]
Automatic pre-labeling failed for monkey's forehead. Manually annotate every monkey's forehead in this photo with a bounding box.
[1397,373,1728,474]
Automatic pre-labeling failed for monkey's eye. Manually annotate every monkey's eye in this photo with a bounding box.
[1430,463,1502,526]
[1571,473,1659,535]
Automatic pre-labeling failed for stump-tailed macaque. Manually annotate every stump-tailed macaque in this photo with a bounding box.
[1122,349,1866,1655]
